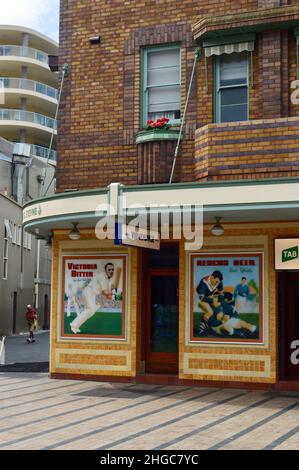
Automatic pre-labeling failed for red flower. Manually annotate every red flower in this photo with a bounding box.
[146,116,170,130]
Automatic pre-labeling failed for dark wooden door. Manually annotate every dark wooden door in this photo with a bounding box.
[282,272,299,380]
[145,270,179,374]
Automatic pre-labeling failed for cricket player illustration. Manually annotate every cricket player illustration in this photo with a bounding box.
[69,262,122,334]
[65,278,82,318]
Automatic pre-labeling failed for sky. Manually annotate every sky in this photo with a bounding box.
[0,0,60,42]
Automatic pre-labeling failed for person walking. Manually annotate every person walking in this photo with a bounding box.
[26,305,37,344]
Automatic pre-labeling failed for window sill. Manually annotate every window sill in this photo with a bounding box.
[136,128,180,144]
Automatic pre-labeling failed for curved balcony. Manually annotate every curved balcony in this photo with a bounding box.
[0,108,56,129]
[0,44,57,87]
[30,144,57,162]
[0,77,58,100]
[0,45,48,64]
[194,117,299,181]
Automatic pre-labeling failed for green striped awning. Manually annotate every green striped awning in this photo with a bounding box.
[204,41,255,57]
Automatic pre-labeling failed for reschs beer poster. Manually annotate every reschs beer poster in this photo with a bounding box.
[189,253,263,344]
[61,255,127,340]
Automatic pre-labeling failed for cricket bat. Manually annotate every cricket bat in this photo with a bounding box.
[114,267,122,290]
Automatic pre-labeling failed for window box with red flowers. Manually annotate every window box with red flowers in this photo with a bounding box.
[136,118,181,144]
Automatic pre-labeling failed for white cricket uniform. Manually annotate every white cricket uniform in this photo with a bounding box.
[66,279,82,318]
[70,272,115,332]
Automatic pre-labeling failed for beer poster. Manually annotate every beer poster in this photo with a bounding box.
[190,253,263,343]
[61,255,127,339]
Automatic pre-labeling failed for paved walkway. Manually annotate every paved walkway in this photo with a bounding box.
[0,373,299,450]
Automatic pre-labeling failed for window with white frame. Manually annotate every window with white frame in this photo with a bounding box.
[142,46,181,126]
[17,225,22,246]
[12,223,17,244]
[23,231,27,249]
[4,219,12,239]
[215,52,249,123]
[23,231,32,250]
[27,233,32,250]
[3,223,9,279]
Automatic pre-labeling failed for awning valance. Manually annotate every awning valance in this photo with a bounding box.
[203,34,256,58]
[204,41,255,57]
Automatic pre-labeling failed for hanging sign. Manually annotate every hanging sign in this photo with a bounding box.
[115,223,160,250]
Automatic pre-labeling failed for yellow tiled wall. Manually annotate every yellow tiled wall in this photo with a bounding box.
[50,231,138,378]
[179,222,299,384]
[50,222,299,384]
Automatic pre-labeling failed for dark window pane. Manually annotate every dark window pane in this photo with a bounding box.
[148,244,179,269]
[221,104,248,122]
[221,87,247,106]
[151,276,178,353]
[220,76,247,87]
[220,52,248,87]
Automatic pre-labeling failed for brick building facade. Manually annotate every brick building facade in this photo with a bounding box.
[24,0,299,389]
[57,0,299,189]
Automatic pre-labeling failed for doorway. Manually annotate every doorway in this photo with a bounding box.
[143,244,179,375]
[280,272,299,380]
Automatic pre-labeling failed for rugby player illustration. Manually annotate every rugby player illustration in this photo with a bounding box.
[192,254,262,341]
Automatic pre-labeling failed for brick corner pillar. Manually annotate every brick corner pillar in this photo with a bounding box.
[259,29,283,119]
[258,0,289,119]
[137,141,181,184]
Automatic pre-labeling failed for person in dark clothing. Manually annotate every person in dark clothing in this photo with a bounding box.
[26,305,37,344]
[196,271,224,335]
[216,292,258,337]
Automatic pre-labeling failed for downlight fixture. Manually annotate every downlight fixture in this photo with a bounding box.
[69,223,81,241]
[211,217,224,236]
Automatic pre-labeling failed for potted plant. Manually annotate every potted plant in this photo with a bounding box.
[136,117,180,144]
[146,117,171,130]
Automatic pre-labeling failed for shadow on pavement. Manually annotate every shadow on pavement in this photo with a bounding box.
[0,362,49,373]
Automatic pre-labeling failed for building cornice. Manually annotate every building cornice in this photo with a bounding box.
[193,5,299,41]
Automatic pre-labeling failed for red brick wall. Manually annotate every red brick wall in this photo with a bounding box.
[195,117,299,180]
[57,0,299,190]
[57,0,259,191]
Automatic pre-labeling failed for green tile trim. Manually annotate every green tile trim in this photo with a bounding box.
[136,129,180,144]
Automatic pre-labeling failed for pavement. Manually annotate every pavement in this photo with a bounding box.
[1,331,50,367]
[0,374,299,450]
